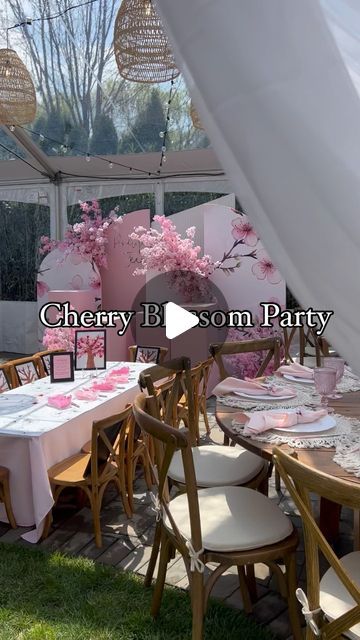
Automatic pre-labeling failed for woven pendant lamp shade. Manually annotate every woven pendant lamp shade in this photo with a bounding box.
[114,0,180,83]
[190,101,205,130]
[0,49,36,125]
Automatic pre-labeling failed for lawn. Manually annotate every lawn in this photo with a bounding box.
[0,543,274,640]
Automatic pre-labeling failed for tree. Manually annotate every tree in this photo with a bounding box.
[118,89,166,153]
[90,114,118,155]
[7,0,125,137]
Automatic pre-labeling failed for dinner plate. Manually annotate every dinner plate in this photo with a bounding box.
[234,391,296,401]
[272,413,336,434]
[283,374,314,385]
[0,394,37,415]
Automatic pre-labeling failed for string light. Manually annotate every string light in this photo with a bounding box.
[159,76,176,170]
[18,125,158,177]
[9,125,15,132]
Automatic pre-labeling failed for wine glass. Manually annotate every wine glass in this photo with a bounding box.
[323,357,345,398]
[314,367,337,409]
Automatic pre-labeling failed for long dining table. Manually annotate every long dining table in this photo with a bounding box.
[0,361,149,543]
[216,389,360,542]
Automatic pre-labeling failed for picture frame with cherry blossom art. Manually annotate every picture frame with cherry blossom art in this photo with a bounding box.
[134,346,161,364]
[74,330,106,371]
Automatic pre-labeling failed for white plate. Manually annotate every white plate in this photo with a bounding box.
[234,391,296,401]
[272,413,336,434]
[283,374,314,385]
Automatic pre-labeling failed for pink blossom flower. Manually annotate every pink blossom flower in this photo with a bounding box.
[37,280,50,298]
[252,250,282,284]
[38,200,123,269]
[231,217,258,246]
[129,215,218,300]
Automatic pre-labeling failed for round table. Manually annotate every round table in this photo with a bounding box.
[215,390,360,542]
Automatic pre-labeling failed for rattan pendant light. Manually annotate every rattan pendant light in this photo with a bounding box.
[0,49,36,125]
[114,0,180,83]
[190,101,205,130]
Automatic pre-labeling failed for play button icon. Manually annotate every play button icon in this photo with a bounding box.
[165,302,199,339]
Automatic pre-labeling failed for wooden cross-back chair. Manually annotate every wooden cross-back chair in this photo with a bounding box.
[128,345,168,364]
[45,406,133,547]
[138,356,197,445]
[138,382,268,588]
[283,321,322,366]
[6,356,41,388]
[210,337,282,381]
[133,394,302,640]
[0,364,12,393]
[274,448,360,640]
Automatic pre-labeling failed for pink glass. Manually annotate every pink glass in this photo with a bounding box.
[323,357,345,398]
[314,367,337,409]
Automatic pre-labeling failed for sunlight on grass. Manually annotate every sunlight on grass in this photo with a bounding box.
[0,543,274,640]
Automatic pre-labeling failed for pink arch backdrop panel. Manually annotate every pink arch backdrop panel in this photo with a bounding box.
[37,248,101,346]
[100,209,150,360]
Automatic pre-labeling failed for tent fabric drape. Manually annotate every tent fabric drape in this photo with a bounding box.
[155,0,360,371]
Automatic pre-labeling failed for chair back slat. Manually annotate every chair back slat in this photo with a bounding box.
[210,337,281,380]
[282,314,322,366]
[6,357,41,387]
[0,365,11,392]
[84,406,133,482]
[274,448,360,639]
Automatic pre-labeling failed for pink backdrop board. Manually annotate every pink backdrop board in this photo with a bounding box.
[137,198,286,391]
[100,210,150,360]
[46,290,96,323]
[37,248,101,347]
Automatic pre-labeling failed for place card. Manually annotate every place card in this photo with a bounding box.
[50,352,74,383]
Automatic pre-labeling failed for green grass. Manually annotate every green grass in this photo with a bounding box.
[0,542,274,640]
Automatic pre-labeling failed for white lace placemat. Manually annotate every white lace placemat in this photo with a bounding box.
[333,438,360,477]
[217,386,319,411]
[231,413,360,449]
[337,371,360,393]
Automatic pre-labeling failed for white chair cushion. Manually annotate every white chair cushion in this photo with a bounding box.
[320,551,360,640]
[164,486,293,552]
[168,445,265,487]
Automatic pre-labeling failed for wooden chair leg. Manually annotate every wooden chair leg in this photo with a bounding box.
[42,510,53,539]
[201,403,211,435]
[275,468,281,492]
[246,564,257,602]
[90,489,102,548]
[1,476,16,528]
[285,553,303,640]
[126,453,134,514]
[190,568,204,640]
[151,530,170,618]
[354,509,360,551]
[237,566,253,613]
[115,474,132,519]
[144,520,162,587]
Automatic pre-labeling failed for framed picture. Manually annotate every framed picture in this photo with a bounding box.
[74,330,106,371]
[50,352,74,383]
[41,353,51,376]
[135,345,161,364]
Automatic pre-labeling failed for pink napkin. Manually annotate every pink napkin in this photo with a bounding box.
[47,394,72,409]
[106,373,129,384]
[277,363,314,379]
[243,407,327,435]
[111,367,130,375]
[212,376,295,397]
[75,389,98,401]
[91,381,115,392]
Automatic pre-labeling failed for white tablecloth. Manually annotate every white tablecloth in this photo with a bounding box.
[0,362,148,542]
